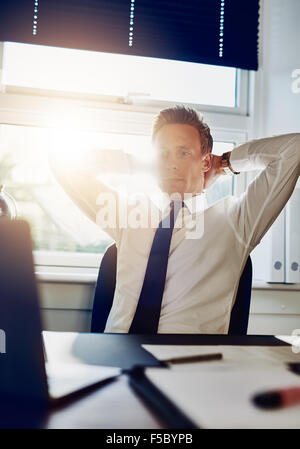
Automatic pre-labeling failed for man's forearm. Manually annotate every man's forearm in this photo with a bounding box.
[49,148,134,179]
[48,148,126,224]
[229,133,300,173]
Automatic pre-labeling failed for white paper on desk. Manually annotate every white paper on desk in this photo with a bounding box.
[143,345,300,429]
[141,344,300,368]
[43,331,84,364]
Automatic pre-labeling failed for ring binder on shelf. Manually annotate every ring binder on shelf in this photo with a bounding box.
[286,187,300,283]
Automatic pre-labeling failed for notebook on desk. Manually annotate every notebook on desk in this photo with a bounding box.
[0,219,120,406]
[129,345,300,429]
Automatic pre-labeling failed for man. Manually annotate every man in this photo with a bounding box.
[50,106,300,334]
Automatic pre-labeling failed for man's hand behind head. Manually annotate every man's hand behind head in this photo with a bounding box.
[203,154,226,190]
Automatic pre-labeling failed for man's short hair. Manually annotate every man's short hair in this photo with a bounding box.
[151,105,213,155]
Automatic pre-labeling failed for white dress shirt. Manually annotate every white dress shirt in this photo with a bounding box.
[51,133,300,334]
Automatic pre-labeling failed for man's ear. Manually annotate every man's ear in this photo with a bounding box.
[201,153,213,173]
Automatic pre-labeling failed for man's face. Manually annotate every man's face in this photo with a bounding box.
[153,123,212,197]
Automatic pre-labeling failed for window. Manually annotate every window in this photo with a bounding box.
[2,42,241,109]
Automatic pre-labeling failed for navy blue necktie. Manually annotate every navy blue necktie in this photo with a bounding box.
[129,200,185,334]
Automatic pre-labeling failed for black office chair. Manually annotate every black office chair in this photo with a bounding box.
[91,243,252,335]
[228,256,252,335]
[91,243,117,334]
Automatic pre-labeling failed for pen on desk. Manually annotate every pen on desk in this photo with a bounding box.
[252,386,300,409]
[164,352,223,364]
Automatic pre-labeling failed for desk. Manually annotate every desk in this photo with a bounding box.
[45,333,290,429]
[1,333,292,429]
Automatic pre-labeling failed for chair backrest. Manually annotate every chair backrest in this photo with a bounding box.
[91,243,117,333]
[228,256,253,335]
[91,244,252,335]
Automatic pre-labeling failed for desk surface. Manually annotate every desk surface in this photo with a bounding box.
[43,332,288,370]
[2,333,292,429]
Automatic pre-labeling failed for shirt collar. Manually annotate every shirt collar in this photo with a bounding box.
[184,193,208,214]
[150,191,208,214]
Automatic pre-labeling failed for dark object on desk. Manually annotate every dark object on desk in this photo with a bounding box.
[253,391,283,409]
[252,386,300,409]
[91,243,253,335]
[287,363,300,375]
[165,352,223,364]
[69,333,164,370]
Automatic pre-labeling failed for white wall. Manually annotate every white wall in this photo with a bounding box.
[250,0,300,137]
[37,281,300,335]
[249,0,300,285]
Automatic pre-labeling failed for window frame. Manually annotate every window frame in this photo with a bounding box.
[120,69,249,116]
[1,68,249,117]
[0,41,251,270]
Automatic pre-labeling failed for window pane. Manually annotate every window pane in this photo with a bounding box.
[0,124,234,259]
[205,142,234,205]
[0,125,112,255]
[3,42,236,107]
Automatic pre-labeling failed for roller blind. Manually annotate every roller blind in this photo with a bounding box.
[0,0,260,70]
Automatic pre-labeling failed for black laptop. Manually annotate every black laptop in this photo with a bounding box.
[0,219,120,406]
